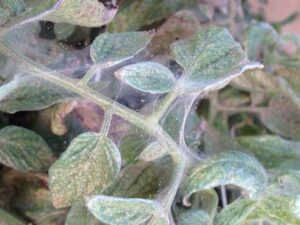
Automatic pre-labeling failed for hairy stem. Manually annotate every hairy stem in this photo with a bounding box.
[80,64,99,85]
[148,85,182,124]
[101,110,113,136]
[0,40,186,215]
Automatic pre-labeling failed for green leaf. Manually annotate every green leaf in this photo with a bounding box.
[0,0,26,16]
[178,209,209,225]
[111,156,173,199]
[237,135,300,169]
[0,7,9,26]
[269,170,300,195]
[0,76,76,113]
[248,195,300,225]
[183,151,267,204]
[65,205,102,225]
[214,199,256,225]
[0,208,25,225]
[260,94,300,139]
[146,217,169,225]
[54,23,75,40]
[171,25,262,92]
[119,128,149,166]
[244,22,279,63]
[108,0,197,32]
[86,195,164,225]
[115,62,176,93]
[91,32,153,66]
[231,69,279,92]
[45,0,117,27]
[0,126,53,172]
[49,133,121,208]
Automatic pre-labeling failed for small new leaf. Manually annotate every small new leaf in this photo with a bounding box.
[86,195,163,225]
[183,151,267,205]
[115,62,176,93]
[0,126,54,172]
[91,32,153,66]
[49,133,121,208]
[171,25,262,92]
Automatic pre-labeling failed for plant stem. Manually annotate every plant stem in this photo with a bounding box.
[101,110,113,136]
[217,105,262,114]
[80,64,99,85]
[147,85,182,124]
[0,41,186,214]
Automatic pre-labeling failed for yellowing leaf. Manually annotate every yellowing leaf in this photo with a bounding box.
[49,133,121,208]
[115,62,176,93]
[0,126,54,172]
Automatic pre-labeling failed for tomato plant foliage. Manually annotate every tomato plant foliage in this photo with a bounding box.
[0,0,299,225]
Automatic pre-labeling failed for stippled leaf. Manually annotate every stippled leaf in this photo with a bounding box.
[0,76,76,113]
[237,135,300,169]
[65,205,102,225]
[214,199,256,225]
[111,156,173,199]
[86,195,164,225]
[49,133,121,208]
[171,26,262,93]
[45,0,117,27]
[183,151,268,204]
[0,208,25,225]
[91,32,153,66]
[248,194,300,225]
[115,62,176,93]
[178,209,209,225]
[0,126,53,172]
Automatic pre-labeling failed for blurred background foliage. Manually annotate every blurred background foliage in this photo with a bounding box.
[0,0,300,224]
